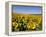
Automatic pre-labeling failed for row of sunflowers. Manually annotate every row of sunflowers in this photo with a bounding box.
[12,13,42,32]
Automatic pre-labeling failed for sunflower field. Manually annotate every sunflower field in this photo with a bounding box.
[12,13,42,32]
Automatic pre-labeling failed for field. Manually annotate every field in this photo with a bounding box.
[12,13,42,32]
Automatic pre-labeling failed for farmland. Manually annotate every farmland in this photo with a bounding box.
[12,13,42,32]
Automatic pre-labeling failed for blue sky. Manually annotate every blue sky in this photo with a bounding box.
[12,5,42,14]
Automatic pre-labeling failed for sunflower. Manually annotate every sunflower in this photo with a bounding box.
[12,21,19,29]
[27,21,36,30]
[31,16,41,25]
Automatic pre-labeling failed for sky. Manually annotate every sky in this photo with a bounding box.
[12,5,42,14]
